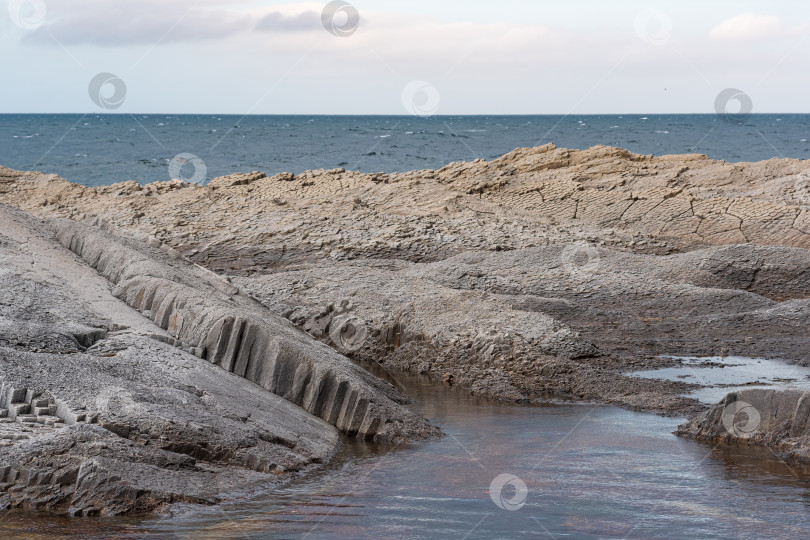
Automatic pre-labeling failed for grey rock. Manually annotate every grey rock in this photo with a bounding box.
[0,203,434,515]
[51,218,434,442]
[677,388,810,463]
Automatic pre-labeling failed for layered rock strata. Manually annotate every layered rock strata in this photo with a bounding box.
[1,143,809,456]
[0,203,433,516]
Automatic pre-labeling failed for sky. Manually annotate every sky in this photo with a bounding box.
[1,0,809,114]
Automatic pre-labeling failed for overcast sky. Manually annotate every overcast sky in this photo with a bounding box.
[1,0,809,114]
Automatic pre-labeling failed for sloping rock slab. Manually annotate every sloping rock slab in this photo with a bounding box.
[677,388,810,462]
[50,218,435,442]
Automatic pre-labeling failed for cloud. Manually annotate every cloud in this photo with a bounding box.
[21,0,255,46]
[17,0,333,46]
[8,1,810,115]
[254,11,320,33]
[709,13,787,41]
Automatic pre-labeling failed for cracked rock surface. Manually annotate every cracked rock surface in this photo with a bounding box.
[1,144,809,464]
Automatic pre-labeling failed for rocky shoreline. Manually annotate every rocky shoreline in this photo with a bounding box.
[0,204,434,516]
[677,388,810,463]
[1,144,809,513]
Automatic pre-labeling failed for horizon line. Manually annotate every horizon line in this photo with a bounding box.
[2,112,810,117]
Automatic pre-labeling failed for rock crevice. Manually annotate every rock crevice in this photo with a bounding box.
[52,219,434,442]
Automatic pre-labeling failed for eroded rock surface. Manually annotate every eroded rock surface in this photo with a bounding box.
[234,244,810,413]
[3,144,810,264]
[1,144,809,451]
[677,389,810,463]
[0,203,432,516]
[51,218,434,442]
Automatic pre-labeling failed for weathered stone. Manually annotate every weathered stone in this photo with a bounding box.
[2,144,810,481]
[0,203,434,516]
[50,218,432,442]
[677,389,810,463]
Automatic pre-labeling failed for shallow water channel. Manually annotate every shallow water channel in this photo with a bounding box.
[628,355,810,404]
[4,368,810,539]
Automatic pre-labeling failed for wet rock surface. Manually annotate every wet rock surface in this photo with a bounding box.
[1,144,809,472]
[676,388,810,463]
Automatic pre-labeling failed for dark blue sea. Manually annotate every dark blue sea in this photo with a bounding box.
[1,114,808,187]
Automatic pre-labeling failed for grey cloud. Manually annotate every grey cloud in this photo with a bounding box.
[18,1,277,47]
[24,18,248,47]
[254,11,321,33]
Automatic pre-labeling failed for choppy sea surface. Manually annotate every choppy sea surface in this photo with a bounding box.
[1,114,808,187]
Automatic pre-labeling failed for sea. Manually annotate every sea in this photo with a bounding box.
[1,114,808,187]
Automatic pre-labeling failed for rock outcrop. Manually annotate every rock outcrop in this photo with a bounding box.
[3,144,810,262]
[0,203,434,516]
[0,143,808,430]
[676,389,810,463]
[51,218,433,442]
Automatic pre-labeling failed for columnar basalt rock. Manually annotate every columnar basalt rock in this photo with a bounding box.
[0,384,75,429]
[0,203,432,516]
[2,144,810,471]
[51,219,434,442]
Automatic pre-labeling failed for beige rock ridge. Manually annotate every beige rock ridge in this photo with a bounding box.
[2,144,810,265]
[1,145,809,418]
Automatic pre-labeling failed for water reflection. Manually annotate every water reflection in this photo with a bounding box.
[626,356,810,403]
[3,372,810,539]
